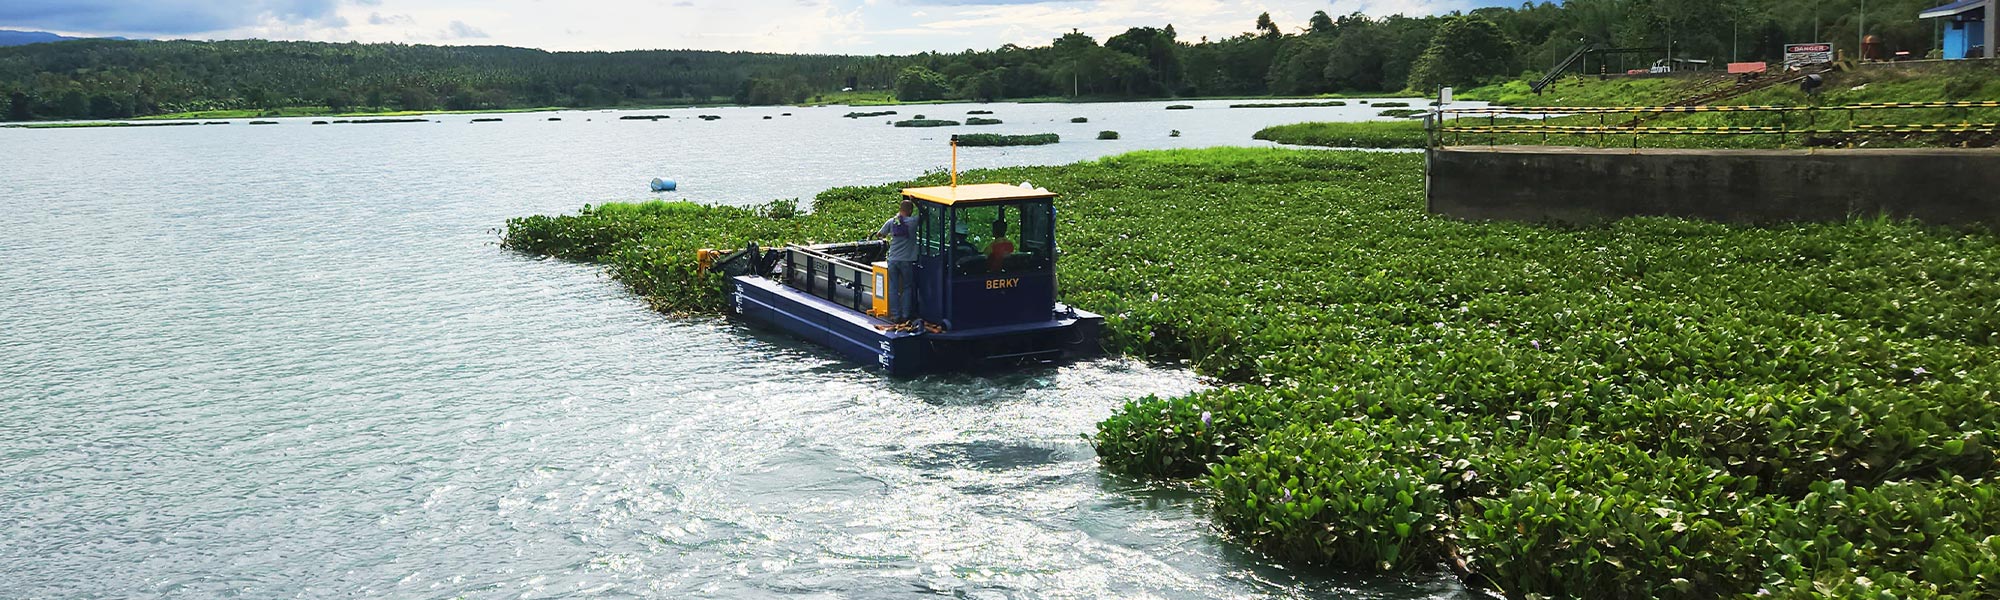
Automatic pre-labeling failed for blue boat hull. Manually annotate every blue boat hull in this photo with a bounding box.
[730,276,1102,375]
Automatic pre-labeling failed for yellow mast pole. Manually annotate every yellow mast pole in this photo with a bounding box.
[950,137,959,188]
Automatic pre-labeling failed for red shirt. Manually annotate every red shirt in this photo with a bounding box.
[986,238,1015,272]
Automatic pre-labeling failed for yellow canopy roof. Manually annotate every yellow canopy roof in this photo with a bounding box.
[902,183,1057,206]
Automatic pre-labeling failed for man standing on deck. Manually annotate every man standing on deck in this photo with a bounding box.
[873,199,920,325]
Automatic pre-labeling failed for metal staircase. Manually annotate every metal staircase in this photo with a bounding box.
[1531,45,1597,94]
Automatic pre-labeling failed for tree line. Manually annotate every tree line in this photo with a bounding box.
[0,1,1944,120]
[0,39,904,120]
[892,0,1943,102]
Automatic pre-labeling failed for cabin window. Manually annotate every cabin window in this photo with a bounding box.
[917,201,945,258]
[1017,201,1053,268]
[952,202,1052,276]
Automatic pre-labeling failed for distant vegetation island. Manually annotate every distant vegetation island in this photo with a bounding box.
[0,1,1947,121]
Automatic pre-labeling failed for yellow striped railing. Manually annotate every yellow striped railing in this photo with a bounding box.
[1430,102,2000,148]
[1442,101,2000,115]
[1441,123,2000,135]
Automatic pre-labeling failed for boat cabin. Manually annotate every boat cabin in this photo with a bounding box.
[898,183,1058,331]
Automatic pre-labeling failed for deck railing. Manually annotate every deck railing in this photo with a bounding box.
[782,242,882,315]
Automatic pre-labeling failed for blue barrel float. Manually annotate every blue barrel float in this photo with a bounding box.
[650,177,677,192]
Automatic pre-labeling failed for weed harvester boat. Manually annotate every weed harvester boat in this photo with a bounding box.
[699,140,1102,375]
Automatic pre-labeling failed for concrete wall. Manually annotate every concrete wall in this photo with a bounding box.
[1426,146,2000,228]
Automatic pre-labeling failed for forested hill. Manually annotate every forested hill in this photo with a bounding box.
[0,30,84,46]
[0,1,1943,121]
[0,39,905,119]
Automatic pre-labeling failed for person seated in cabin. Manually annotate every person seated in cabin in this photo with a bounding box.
[951,221,978,258]
[985,220,1015,273]
[950,221,987,275]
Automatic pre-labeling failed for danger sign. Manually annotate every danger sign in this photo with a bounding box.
[1784,43,1834,69]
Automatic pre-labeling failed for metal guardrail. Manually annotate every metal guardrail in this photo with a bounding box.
[1447,123,1999,134]
[1430,101,2000,148]
[782,242,880,314]
[1442,101,2000,115]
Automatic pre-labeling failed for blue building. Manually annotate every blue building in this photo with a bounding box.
[1923,0,1994,59]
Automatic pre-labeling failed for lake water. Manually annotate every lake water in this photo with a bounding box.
[0,99,1472,598]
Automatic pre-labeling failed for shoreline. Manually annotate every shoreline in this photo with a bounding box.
[2,92,1433,127]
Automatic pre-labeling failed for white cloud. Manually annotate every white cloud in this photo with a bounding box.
[18,0,1506,53]
[366,12,413,26]
[443,20,488,39]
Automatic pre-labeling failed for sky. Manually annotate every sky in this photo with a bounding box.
[0,0,1527,55]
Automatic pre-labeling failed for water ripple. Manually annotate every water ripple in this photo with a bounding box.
[0,101,1469,599]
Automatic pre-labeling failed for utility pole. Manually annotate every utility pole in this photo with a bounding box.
[1726,0,1738,62]
[1579,37,1588,78]
[1990,0,1999,58]
[1859,0,1866,61]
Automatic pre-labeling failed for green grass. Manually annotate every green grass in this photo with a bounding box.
[1457,60,2000,109]
[965,117,1002,126]
[809,89,922,106]
[1436,114,2000,150]
[1432,107,2000,150]
[1254,121,1426,149]
[892,119,959,127]
[1732,61,2000,106]
[953,133,1059,146]
[503,147,2000,598]
[1096,130,1119,140]
[1436,62,2000,149]
[1455,76,1688,107]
